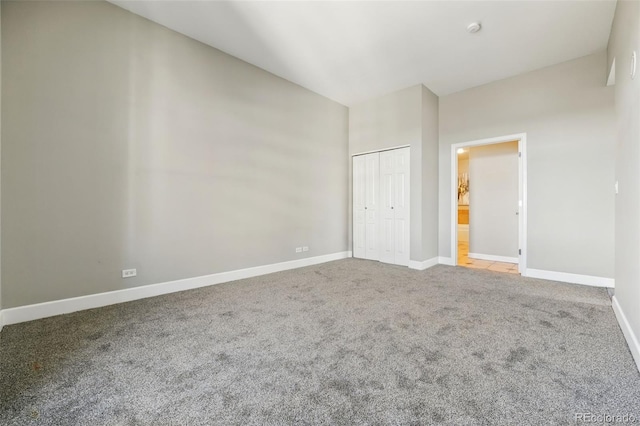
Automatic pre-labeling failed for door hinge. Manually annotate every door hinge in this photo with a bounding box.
[519,249,522,255]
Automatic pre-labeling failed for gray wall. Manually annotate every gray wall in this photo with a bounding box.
[439,52,616,278]
[421,86,439,261]
[608,0,640,358]
[1,1,348,308]
[468,142,519,258]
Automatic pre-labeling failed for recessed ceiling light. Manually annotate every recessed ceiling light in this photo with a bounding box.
[467,22,481,34]
[457,148,465,154]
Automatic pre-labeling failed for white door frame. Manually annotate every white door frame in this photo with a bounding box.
[352,144,411,265]
[450,133,528,272]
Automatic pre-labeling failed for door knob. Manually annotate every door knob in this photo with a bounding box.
[515,211,519,215]
[391,207,394,209]
[365,207,368,210]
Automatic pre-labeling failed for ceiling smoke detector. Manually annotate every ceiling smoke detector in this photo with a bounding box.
[467,22,482,34]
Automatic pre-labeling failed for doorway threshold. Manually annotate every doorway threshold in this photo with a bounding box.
[458,241,519,274]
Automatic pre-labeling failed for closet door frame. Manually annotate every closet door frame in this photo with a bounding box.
[352,145,411,265]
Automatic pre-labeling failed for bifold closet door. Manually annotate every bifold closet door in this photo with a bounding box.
[353,152,380,260]
[379,147,410,266]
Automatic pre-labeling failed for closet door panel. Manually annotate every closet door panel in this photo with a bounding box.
[379,150,396,264]
[395,219,408,261]
[393,148,411,266]
[364,153,380,260]
[352,155,366,259]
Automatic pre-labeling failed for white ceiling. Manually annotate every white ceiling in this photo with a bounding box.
[109,0,617,106]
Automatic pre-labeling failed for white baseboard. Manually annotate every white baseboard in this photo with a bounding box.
[1,251,351,327]
[408,257,439,271]
[438,257,455,266]
[612,296,640,373]
[468,253,518,264]
[523,268,614,288]
[0,310,4,332]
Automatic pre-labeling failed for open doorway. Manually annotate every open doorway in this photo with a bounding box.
[451,133,527,274]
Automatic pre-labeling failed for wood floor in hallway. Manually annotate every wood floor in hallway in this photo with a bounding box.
[457,241,519,274]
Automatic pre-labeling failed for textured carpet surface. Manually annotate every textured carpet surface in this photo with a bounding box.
[1,259,639,425]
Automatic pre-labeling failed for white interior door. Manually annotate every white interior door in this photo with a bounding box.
[468,142,519,262]
[380,148,410,265]
[353,152,380,260]
[364,153,380,260]
[353,147,409,265]
[353,155,366,259]
[393,147,410,266]
[379,151,396,264]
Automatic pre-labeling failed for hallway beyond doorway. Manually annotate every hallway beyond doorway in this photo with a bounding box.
[450,133,527,273]
[458,237,519,274]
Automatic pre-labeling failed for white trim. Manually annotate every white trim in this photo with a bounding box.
[438,257,455,266]
[0,310,4,332]
[1,251,351,326]
[519,137,528,274]
[523,268,614,288]
[351,144,410,157]
[468,253,518,264]
[408,257,439,271]
[612,296,640,372]
[451,133,527,274]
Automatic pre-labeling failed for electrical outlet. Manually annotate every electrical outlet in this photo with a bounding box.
[302,246,309,252]
[122,268,137,278]
[295,247,302,253]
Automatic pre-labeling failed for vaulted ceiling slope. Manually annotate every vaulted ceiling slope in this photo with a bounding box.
[109,0,617,106]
